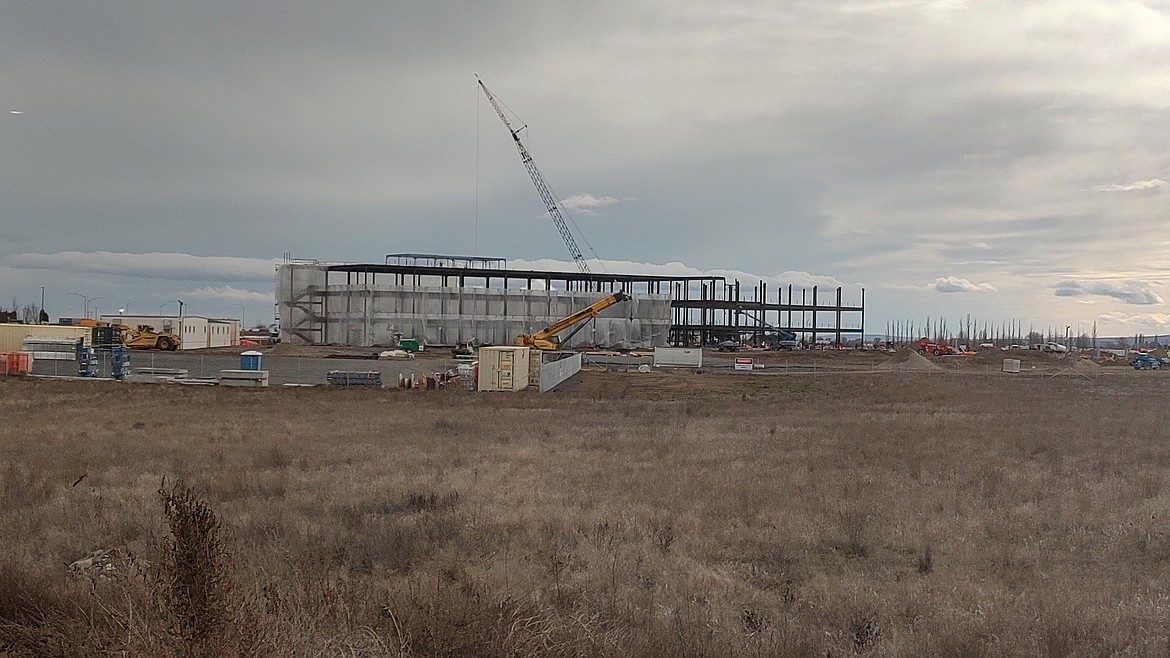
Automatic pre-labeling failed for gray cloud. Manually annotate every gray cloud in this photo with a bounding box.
[1090,179,1168,193]
[560,193,620,215]
[2,1,1169,332]
[8,252,277,282]
[178,285,273,304]
[930,277,997,293]
[1054,280,1163,305]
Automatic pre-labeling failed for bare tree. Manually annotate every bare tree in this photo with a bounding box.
[21,303,39,324]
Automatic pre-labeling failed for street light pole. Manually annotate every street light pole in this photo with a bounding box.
[237,304,246,330]
[66,292,105,319]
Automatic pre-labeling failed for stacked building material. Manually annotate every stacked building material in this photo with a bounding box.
[327,371,382,387]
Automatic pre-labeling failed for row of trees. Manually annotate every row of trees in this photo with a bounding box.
[884,315,1164,350]
[0,300,47,324]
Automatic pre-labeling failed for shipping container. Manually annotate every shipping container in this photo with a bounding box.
[653,347,703,368]
[477,346,532,391]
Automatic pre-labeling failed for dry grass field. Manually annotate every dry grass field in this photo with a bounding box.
[3,368,1170,656]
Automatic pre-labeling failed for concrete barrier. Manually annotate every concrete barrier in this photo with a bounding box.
[218,369,270,387]
[539,352,582,392]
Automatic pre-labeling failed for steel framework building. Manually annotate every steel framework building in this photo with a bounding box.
[276,258,864,348]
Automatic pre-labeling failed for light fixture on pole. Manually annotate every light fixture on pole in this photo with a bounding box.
[66,292,104,319]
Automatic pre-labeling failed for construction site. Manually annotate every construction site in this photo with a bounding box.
[275,254,865,351]
[275,78,864,353]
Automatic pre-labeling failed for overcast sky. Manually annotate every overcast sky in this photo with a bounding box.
[2,1,1168,337]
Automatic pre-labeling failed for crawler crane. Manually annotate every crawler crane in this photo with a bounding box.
[477,76,592,274]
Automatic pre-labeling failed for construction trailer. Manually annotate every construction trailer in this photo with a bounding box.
[0,323,90,352]
[275,255,865,349]
[97,315,240,349]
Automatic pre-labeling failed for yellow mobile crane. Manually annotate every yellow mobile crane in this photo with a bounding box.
[517,292,629,350]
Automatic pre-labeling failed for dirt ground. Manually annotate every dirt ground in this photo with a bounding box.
[4,361,1170,655]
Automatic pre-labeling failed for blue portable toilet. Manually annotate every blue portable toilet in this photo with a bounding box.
[240,350,263,371]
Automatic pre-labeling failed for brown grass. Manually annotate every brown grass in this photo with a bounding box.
[2,370,1170,656]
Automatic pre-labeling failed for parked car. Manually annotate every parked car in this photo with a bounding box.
[1042,342,1069,353]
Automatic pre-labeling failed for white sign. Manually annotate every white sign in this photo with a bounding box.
[734,357,754,371]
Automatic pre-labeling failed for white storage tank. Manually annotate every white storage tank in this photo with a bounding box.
[477,346,532,391]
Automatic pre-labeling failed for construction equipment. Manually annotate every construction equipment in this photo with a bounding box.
[917,338,957,356]
[1131,354,1166,370]
[477,76,592,274]
[517,292,629,350]
[80,319,180,351]
[734,308,799,350]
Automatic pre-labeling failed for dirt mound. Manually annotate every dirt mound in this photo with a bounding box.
[875,349,943,372]
[1072,358,1101,370]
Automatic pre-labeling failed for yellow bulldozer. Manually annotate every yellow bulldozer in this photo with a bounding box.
[80,319,180,351]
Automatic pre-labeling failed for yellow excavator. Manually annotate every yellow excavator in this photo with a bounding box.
[516,291,629,350]
[80,319,181,351]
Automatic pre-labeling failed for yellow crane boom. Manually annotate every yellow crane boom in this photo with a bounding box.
[517,291,629,350]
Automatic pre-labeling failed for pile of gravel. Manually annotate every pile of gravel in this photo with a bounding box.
[875,350,944,372]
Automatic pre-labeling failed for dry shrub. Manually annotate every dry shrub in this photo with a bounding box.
[0,569,77,656]
[155,479,259,658]
[5,373,1170,656]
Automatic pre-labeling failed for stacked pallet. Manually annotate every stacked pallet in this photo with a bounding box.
[327,371,382,387]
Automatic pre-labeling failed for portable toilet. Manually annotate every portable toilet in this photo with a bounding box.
[240,350,263,371]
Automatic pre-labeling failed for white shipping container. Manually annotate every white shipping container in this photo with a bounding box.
[653,347,703,368]
[477,346,532,391]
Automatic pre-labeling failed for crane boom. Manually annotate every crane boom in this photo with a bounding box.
[517,291,629,350]
[477,77,590,273]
